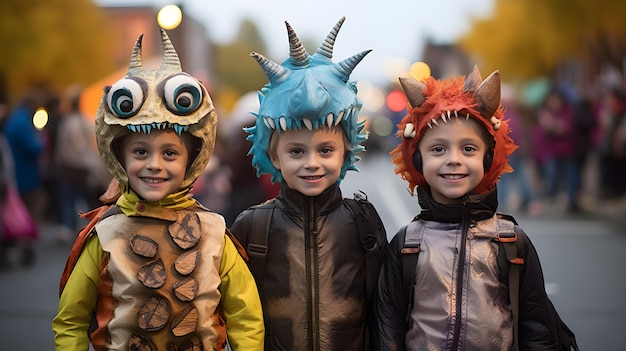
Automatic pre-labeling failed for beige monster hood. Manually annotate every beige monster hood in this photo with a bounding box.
[95,29,217,191]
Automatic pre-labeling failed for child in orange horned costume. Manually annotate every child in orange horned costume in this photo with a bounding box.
[375,66,578,350]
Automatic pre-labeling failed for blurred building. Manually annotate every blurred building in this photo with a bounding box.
[421,39,471,80]
[81,4,215,118]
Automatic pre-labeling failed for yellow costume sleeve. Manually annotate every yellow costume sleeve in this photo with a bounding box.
[219,234,265,350]
[52,235,103,351]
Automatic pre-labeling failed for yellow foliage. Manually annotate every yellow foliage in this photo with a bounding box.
[0,0,115,103]
[459,0,626,81]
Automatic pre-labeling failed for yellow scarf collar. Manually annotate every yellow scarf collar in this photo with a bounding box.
[116,187,199,219]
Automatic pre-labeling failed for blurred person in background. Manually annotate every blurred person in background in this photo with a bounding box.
[190,132,232,215]
[52,85,109,243]
[571,93,599,210]
[3,85,47,224]
[497,86,542,216]
[222,91,278,226]
[534,88,580,212]
[597,88,626,200]
[0,81,15,266]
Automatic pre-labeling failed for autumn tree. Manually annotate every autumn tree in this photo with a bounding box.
[0,0,115,104]
[214,18,269,111]
[459,0,626,84]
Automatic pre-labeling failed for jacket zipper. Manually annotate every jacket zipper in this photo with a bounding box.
[451,196,470,351]
[305,197,320,351]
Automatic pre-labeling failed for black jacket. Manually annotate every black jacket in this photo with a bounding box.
[231,183,386,351]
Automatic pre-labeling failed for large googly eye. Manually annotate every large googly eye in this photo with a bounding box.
[107,79,145,118]
[163,75,203,115]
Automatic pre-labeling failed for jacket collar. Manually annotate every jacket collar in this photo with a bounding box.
[274,183,344,216]
[416,186,498,223]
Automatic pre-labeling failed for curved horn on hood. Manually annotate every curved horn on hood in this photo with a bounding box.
[463,64,483,93]
[286,21,309,67]
[336,49,371,82]
[128,34,144,74]
[159,29,182,71]
[475,70,501,118]
[399,77,427,108]
[316,16,345,59]
[251,52,289,84]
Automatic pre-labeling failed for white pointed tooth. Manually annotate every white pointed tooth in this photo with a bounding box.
[326,113,333,128]
[447,110,451,119]
[427,122,433,129]
[303,118,313,130]
[466,113,470,120]
[403,123,415,138]
[454,110,459,118]
[279,117,287,131]
[431,118,439,126]
[265,117,275,129]
[335,111,342,125]
[441,113,448,123]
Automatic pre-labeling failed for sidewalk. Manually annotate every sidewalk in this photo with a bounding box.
[0,222,72,351]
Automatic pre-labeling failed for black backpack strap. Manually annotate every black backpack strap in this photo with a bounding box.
[344,191,387,351]
[400,220,424,322]
[344,191,386,305]
[495,215,523,351]
[246,207,273,284]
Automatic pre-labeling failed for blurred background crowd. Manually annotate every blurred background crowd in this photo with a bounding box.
[0,0,625,267]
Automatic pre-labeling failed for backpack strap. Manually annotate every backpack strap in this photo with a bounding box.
[400,220,424,322]
[495,213,523,351]
[496,213,579,351]
[246,206,273,284]
[344,191,387,351]
[344,191,386,305]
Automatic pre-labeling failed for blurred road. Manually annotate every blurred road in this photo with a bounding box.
[1,151,625,350]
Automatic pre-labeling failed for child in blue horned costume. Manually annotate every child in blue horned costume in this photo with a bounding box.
[229,17,388,351]
[375,67,578,350]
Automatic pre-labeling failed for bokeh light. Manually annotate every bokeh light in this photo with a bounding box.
[386,90,407,113]
[384,58,410,82]
[157,4,183,30]
[409,61,431,81]
[357,81,386,112]
[32,108,48,130]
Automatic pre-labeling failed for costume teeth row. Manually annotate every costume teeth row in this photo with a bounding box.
[403,109,501,138]
[262,106,354,131]
[126,122,189,135]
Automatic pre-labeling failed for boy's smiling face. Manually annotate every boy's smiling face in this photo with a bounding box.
[121,130,191,202]
[418,117,489,204]
[270,126,346,196]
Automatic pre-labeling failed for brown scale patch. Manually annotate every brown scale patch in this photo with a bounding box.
[171,305,199,337]
[179,336,203,351]
[169,211,201,249]
[138,259,167,289]
[174,249,200,275]
[137,296,171,331]
[173,277,199,302]
[128,333,155,351]
[130,235,158,258]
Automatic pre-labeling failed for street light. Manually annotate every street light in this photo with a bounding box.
[157,4,182,30]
